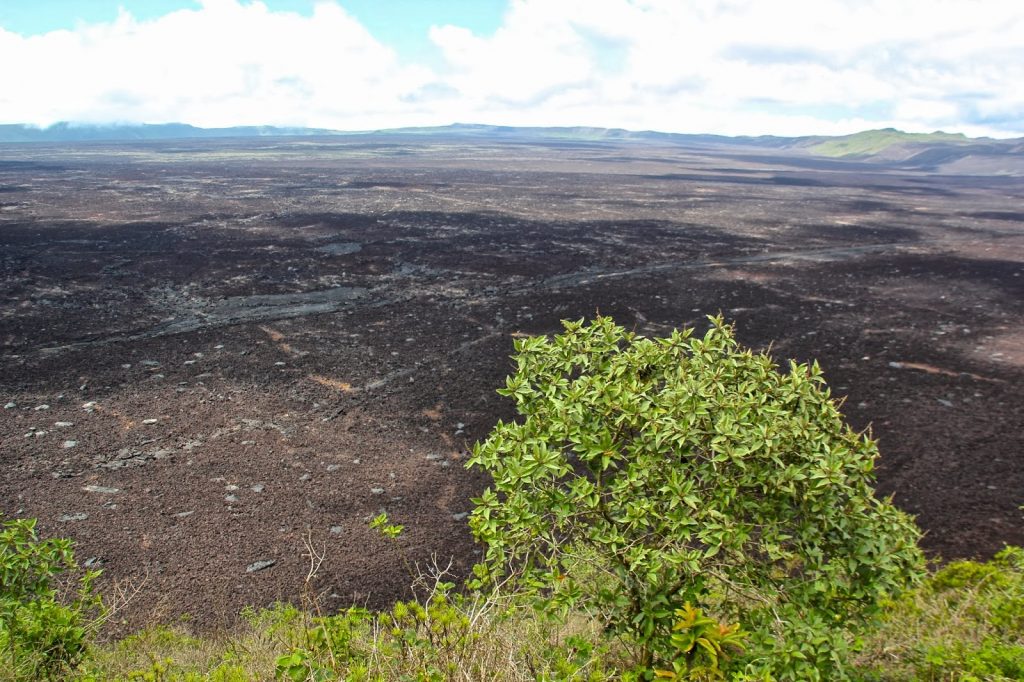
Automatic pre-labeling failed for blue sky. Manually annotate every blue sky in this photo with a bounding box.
[0,1,505,66]
[0,0,1020,137]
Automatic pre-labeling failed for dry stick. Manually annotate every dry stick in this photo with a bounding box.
[84,572,149,641]
[300,531,338,672]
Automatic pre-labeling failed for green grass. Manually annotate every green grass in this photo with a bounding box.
[73,606,302,681]
[64,596,620,682]
[808,128,969,157]
[72,549,1024,681]
[1,548,1020,680]
[853,546,1024,682]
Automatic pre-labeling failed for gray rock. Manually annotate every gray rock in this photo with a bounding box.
[35,404,50,411]
[318,242,362,256]
[174,510,195,518]
[4,402,15,409]
[251,483,265,493]
[246,559,276,573]
[95,446,170,470]
[937,398,954,408]
[325,464,340,472]
[82,485,119,494]
[452,512,470,521]
[62,440,78,448]
[330,525,344,535]
[142,418,158,425]
[370,487,385,495]
[60,513,88,522]
[54,421,73,427]
[225,494,239,503]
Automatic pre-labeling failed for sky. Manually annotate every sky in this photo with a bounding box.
[0,0,1021,138]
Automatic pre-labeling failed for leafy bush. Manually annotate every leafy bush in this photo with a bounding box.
[0,516,102,680]
[467,316,924,679]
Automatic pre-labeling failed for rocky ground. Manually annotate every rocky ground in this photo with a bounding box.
[1,135,1022,630]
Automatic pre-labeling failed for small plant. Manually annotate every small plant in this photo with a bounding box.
[0,515,102,680]
[376,592,473,680]
[653,604,746,681]
[274,608,371,681]
[468,316,924,678]
[369,512,404,540]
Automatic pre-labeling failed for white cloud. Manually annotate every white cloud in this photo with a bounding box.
[0,0,434,128]
[427,0,1024,137]
[0,0,1021,136]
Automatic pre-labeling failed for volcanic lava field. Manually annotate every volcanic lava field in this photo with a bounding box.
[1,135,1022,628]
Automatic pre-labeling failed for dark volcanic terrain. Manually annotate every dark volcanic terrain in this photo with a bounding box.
[1,135,1022,629]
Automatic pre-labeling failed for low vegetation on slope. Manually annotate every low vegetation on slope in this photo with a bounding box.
[2,318,1021,681]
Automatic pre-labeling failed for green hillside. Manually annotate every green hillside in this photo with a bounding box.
[809,128,969,157]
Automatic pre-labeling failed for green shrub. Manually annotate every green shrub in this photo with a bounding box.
[467,316,924,679]
[0,516,102,680]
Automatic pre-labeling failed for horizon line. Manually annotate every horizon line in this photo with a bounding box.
[1,120,1017,143]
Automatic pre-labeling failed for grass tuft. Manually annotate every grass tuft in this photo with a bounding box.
[853,546,1024,681]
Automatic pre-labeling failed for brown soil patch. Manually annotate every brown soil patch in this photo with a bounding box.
[308,375,355,393]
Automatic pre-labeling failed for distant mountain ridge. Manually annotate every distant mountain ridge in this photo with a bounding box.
[1,122,1021,174]
[0,122,338,142]
[0,120,801,146]
[803,128,970,157]
[374,122,788,144]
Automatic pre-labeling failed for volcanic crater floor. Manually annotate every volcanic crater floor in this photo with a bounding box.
[1,136,1022,629]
